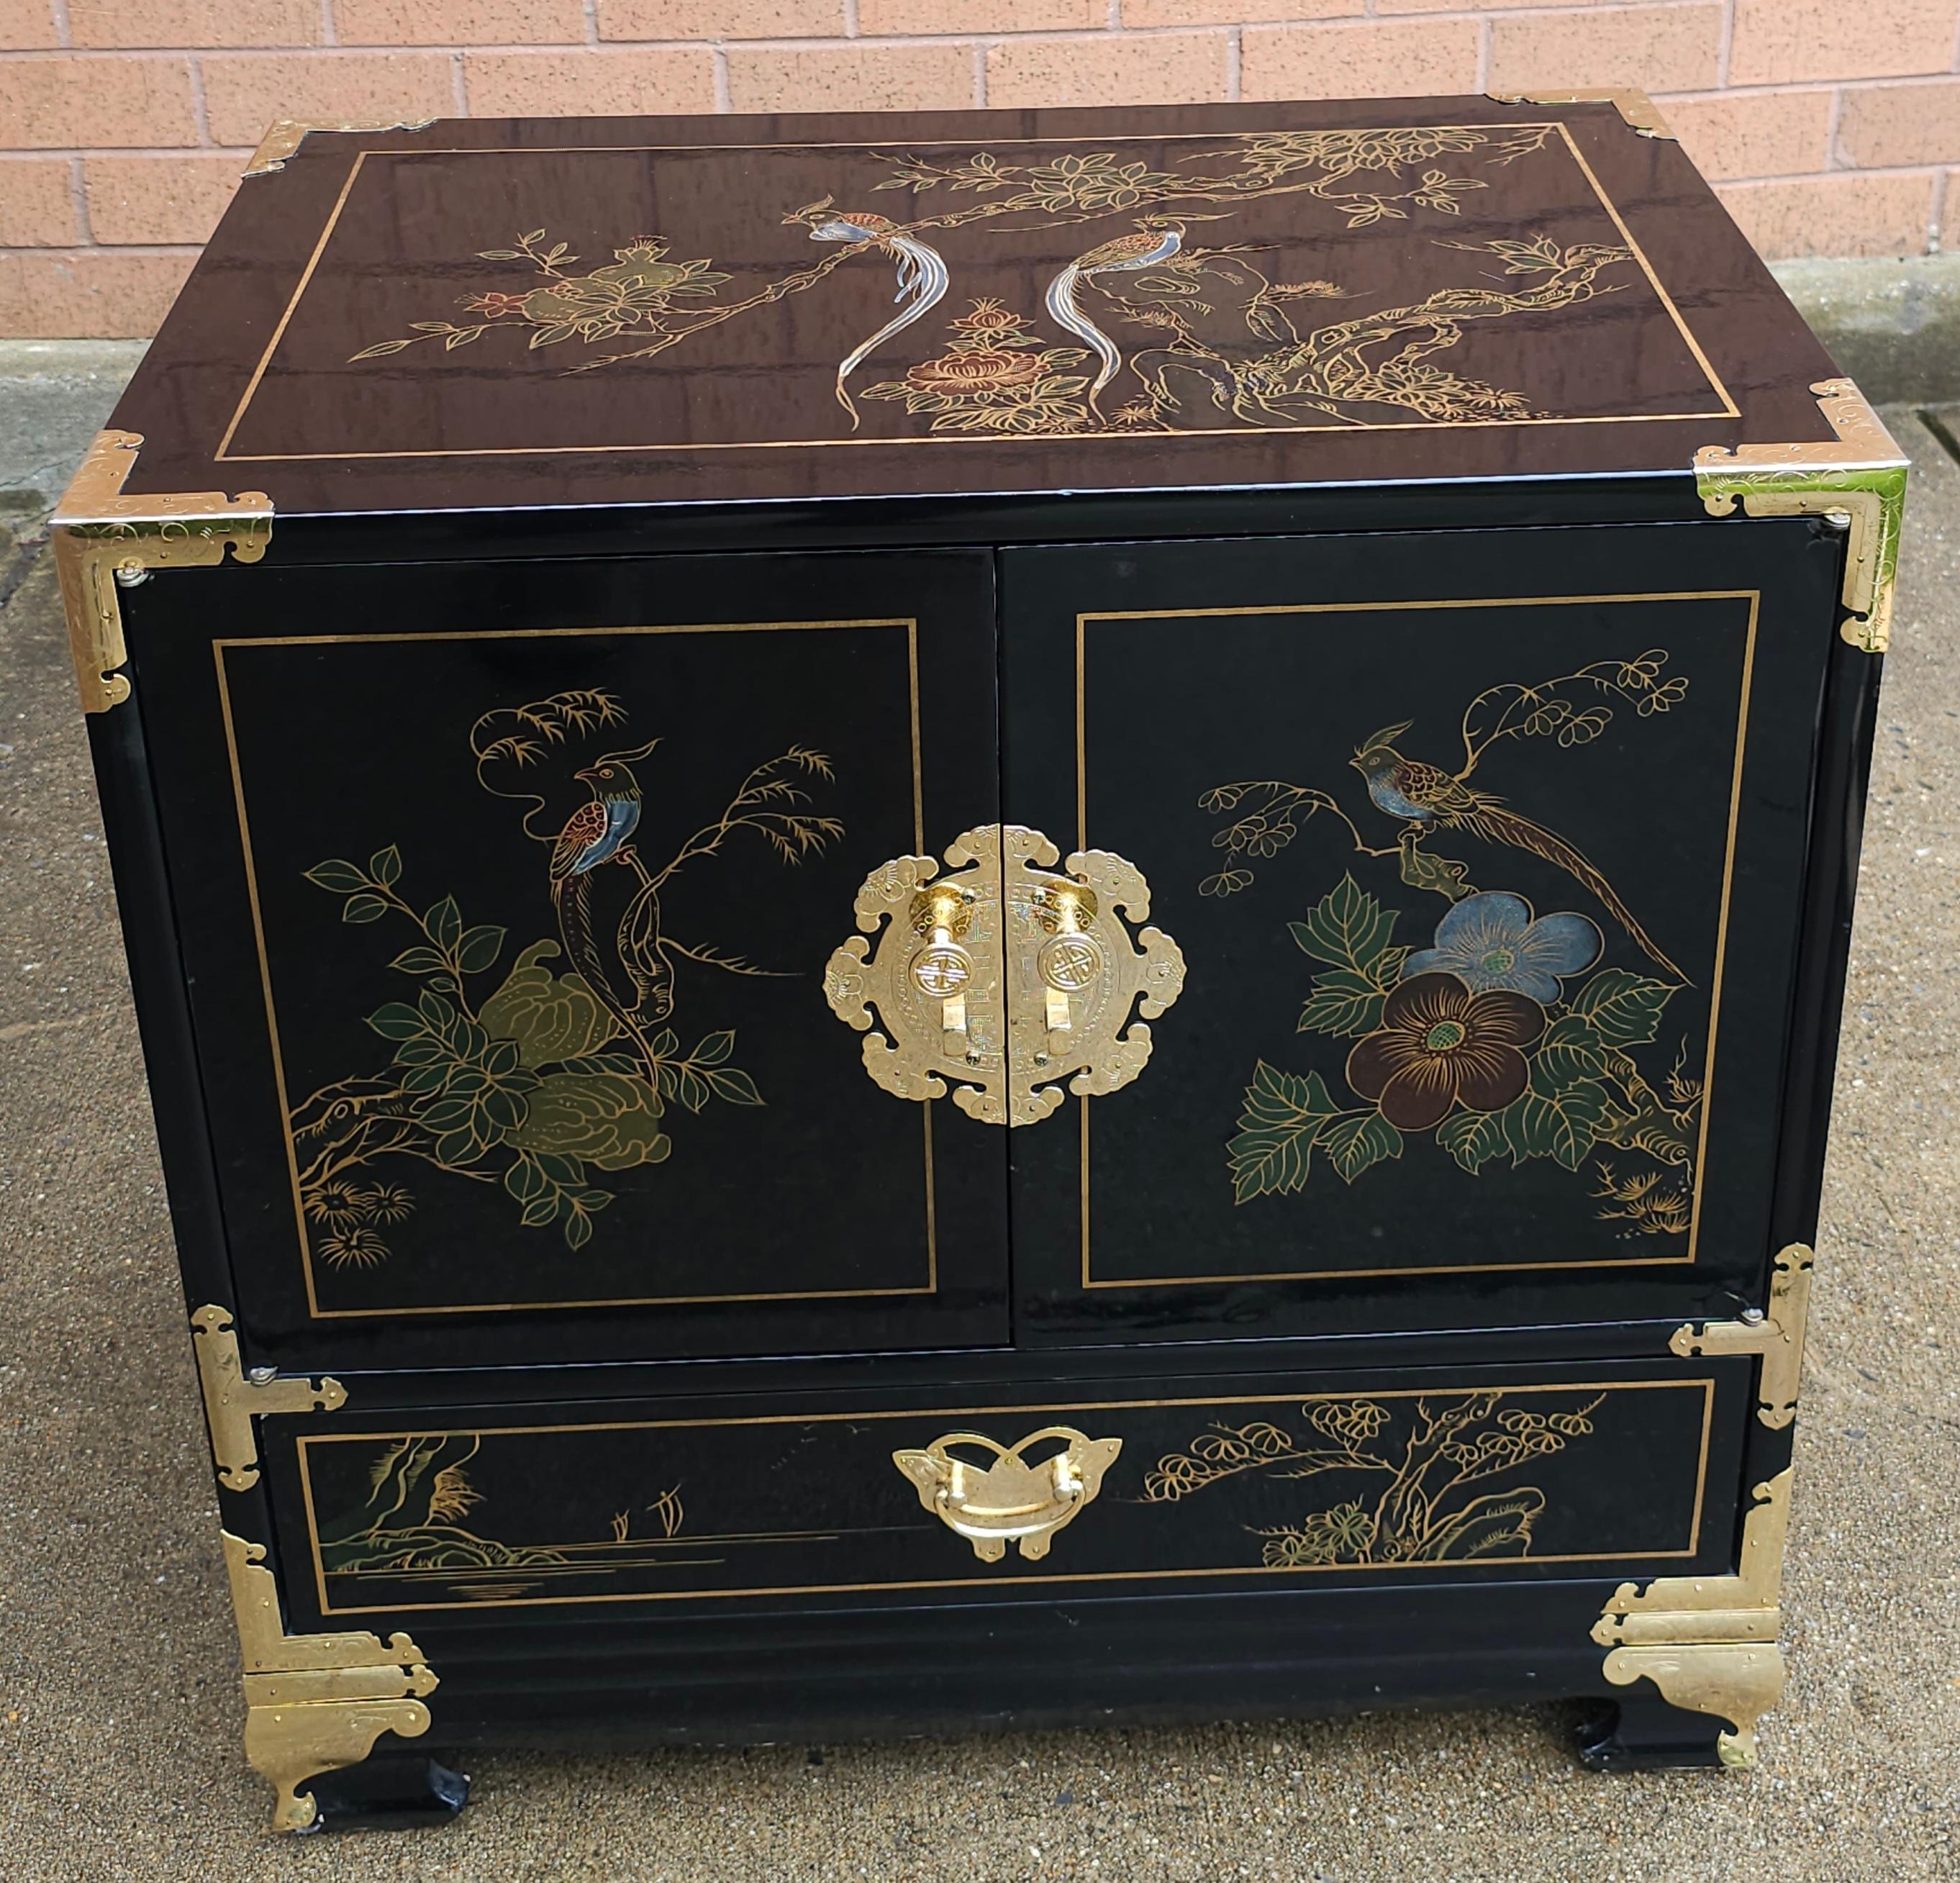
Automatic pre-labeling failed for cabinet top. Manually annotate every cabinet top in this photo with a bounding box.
[105,94,1853,522]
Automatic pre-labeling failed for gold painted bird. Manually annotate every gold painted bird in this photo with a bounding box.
[1350,722,1684,983]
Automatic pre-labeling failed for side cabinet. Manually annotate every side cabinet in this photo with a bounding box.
[60,92,1907,1837]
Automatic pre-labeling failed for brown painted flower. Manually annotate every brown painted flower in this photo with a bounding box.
[1344,971,1543,1132]
[953,297,1022,336]
[905,348,1045,394]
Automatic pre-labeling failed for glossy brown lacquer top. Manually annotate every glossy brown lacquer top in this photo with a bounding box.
[114,97,1842,517]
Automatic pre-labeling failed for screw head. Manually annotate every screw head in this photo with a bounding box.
[1740,1308,1766,1325]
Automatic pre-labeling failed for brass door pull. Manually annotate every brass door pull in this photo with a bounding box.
[824,824,1184,1125]
[893,1428,1122,1561]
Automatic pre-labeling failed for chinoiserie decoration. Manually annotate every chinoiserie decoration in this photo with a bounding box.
[822,824,1186,1126]
[893,1428,1122,1561]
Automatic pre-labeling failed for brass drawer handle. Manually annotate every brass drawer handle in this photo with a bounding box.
[823,823,1184,1125]
[893,1426,1122,1561]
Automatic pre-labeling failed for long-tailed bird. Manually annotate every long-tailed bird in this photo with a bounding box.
[788,199,949,427]
[550,739,674,1067]
[1350,721,1684,982]
[1045,216,1189,412]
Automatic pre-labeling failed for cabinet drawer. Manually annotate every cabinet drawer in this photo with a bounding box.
[261,1356,1748,1629]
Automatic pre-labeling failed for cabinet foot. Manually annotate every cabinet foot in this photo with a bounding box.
[1573,1692,1729,1771]
[298,1753,471,1833]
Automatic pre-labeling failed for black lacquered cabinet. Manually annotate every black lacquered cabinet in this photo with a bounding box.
[60,91,1905,1832]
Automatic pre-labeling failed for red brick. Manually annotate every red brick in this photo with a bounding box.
[986,30,1230,108]
[0,1,60,47]
[1718,172,1937,259]
[1488,6,1723,95]
[1662,89,1833,181]
[85,154,245,246]
[201,53,456,148]
[463,49,717,115]
[1730,0,1959,84]
[1243,19,1479,100]
[728,43,976,113]
[1125,0,1353,19]
[337,0,588,45]
[863,0,1099,28]
[0,159,78,245]
[0,55,199,149]
[68,0,320,46]
[0,250,195,338]
[1838,81,1960,168]
[599,0,845,32]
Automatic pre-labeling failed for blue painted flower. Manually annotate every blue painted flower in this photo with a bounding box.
[1402,891,1602,1003]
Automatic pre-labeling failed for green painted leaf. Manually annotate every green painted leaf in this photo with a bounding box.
[456,924,507,974]
[1436,1107,1509,1173]
[341,894,389,924]
[417,989,456,1027]
[366,1002,424,1040]
[483,1039,521,1078]
[1506,1079,1609,1170]
[419,1098,476,1131]
[1571,968,1674,1049]
[368,845,401,886]
[1296,951,1407,1038]
[693,1030,736,1068]
[535,1153,583,1186]
[671,1065,711,1115]
[425,896,463,949]
[519,1197,558,1228]
[504,1155,548,1203]
[304,858,368,894]
[562,1208,593,1250]
[1317,1110,1403,1184]
[389,946,448,976]
[1226,1061,1340,1203]
[1532,1013,1610,1093]
[1288,874,1396,972]
[707,1066,763,1107]
[434,1125,485,1166]
[478,940,617,1067]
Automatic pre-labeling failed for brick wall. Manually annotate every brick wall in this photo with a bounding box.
[1,0,1956,337]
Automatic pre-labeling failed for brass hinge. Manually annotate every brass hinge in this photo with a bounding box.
[1484,88,1674,138]
[1592,1468,1792,1768]
[1670,1243,1813,1430]
[223,1529,437,1832]
[190,1305,345,1492]
[50,430,271,712]
[245,117,437,177]
[1695,378,1909,653]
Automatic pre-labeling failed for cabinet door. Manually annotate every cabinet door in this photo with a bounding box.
[127,548,1007,1369]
[999,522,1845,1342]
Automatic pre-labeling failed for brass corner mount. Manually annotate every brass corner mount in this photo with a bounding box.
[1592,1470,1791,1769]
[50,430,271,713]
[1696,378,1908,654]
[189,1304,345,1492]
[245,117,439,178]
[1589,1243,1815,1766]
[223,1530,438,1833]
[1485,89,1674,138]
[1670,1243,1812,1430]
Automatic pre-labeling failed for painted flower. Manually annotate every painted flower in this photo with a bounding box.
[904,348,1045,394]
[952,297,1024,337]
[1402,891,1601,1003]
[463,291,527,319]
[1345,972,1543,1132]
[319,1228,390,1269]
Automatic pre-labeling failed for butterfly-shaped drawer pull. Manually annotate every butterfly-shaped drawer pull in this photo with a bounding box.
[892,1427,1122,1562]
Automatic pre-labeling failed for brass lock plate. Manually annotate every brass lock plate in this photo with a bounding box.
[823,824,1185,1125]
